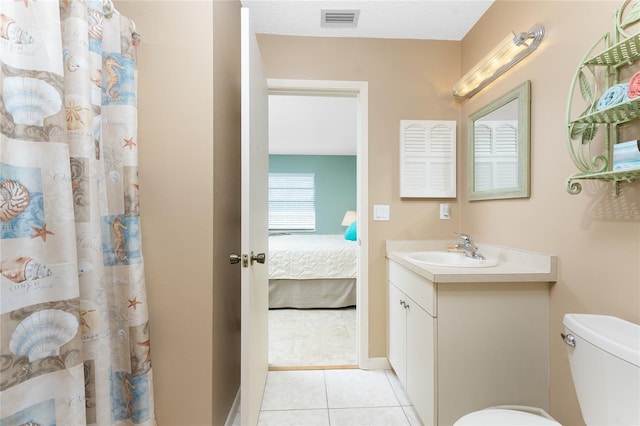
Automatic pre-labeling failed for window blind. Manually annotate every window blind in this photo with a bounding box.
[268,173,316,231]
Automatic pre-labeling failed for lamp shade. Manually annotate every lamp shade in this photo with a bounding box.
[341,210,357,226]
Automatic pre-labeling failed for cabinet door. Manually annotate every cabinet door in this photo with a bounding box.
[406,300,435,425]
[388,283,407,386]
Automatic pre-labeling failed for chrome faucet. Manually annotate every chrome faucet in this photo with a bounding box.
[452,232,485,260]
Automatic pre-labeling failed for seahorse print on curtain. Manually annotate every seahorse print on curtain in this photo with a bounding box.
[0,1,155,425]
[104,54,124,99]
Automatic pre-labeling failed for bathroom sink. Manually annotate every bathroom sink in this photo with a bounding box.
[406,251,499,268]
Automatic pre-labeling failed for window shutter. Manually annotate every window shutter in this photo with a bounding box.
[473,121,518,191]
[400,120,456,198]
[473,124,493,191]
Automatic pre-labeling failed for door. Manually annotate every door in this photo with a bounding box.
[240,7,269,426]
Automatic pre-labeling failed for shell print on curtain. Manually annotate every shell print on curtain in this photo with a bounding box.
[0,1,155,425]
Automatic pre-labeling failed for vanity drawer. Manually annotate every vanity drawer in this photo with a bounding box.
[388,260,436,316]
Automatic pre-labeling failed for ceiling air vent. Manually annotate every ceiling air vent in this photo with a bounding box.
[321,9,360,28]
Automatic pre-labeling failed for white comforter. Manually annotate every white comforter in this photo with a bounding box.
[268,234,357,280]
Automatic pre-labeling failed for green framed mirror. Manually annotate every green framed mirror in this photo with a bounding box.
[468,80,531,201]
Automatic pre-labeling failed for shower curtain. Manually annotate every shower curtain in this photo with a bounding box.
[1,1,155,425]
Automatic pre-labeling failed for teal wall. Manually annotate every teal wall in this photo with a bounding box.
[269,155,356,234]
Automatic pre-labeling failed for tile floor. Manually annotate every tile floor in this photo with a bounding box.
[242,368,423,426]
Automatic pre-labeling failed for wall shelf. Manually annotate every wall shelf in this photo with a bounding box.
[566,168,640,195]
[570,98,640,125]
[583,32,640,67]
[565,0,640,195]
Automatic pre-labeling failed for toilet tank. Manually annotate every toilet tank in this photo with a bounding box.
[563,314,640,426]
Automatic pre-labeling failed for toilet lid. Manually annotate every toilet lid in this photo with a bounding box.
[455,408,561,426]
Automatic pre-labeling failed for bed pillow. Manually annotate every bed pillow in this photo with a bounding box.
[344,221,357,241]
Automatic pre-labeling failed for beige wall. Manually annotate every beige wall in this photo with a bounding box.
[114,1,241,425]
[213,1,242,425]
[258,36,463,357]
[460,2,640,425]
[259,2,639,425]
[114,1,639,425]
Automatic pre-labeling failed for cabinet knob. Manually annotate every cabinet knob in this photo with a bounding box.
[400,300,405,307]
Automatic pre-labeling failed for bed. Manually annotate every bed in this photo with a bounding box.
[268,234,357,309]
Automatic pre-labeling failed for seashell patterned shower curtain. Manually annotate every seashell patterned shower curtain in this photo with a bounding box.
[0,1,155,425]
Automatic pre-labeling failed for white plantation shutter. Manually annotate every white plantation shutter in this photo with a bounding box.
[473,124,493,191]
[268,173,316,230]
[400,120,456,198]
[473,121,518,191]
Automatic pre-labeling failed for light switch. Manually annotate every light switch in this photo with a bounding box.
[373,204,390,221]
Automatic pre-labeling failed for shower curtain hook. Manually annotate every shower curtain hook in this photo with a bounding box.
[129,20,141,44]
[103,0,115,18]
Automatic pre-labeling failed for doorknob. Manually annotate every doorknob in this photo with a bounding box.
[251,252,266,264]
[234,253,250,267]
[230,252,265,267]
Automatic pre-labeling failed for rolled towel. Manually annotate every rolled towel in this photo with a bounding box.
[628,71,640,98]
[597,83,630,110]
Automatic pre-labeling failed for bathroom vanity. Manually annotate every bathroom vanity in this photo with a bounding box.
[386,240,557,426]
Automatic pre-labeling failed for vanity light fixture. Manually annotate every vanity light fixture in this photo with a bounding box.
[453,25,545,99]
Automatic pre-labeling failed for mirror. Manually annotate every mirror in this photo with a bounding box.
[468,80,531,200]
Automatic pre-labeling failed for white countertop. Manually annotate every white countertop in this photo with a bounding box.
[386,240,557,283]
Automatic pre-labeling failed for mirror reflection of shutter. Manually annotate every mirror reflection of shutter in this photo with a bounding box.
[400,120,456,198]
[474,124,493,191]
[494,122,518,189]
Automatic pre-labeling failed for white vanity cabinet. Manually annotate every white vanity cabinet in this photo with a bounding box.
[386,245,555,426]
[388,261,435,424]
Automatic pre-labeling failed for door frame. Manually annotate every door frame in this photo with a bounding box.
[267,78,369,369]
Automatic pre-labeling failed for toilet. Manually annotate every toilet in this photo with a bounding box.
[455,313,640,426]
[562,313,640,425]
[455,405,559,425]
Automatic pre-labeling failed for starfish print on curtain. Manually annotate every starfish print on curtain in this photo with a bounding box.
[0,1,155,425]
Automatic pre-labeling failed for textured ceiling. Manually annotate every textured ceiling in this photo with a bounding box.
[252,0,495,155]
[241,0,494,41]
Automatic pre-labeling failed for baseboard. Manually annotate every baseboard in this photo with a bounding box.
[366,357,391,370]
[224,388,241,426]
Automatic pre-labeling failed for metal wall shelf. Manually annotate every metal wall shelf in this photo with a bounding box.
[565,0,640,195]
[570,98,640,125]
[566,167,640,195]
[583,32,640,67]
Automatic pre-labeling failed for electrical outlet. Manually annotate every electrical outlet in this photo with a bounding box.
[440,203,450,220]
